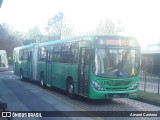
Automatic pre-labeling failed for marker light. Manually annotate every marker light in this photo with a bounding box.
[91,81,104,90]
[129,82,139,90]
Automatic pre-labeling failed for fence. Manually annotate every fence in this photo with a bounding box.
[139,72,160,95]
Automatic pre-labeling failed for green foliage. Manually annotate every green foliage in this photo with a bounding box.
[0,0,3,8]
[0,23,22,57]
[96,18,116,34]
[26,26,43,43]
[95,18,124,34]
[23,39,33,45]
[0,24,10,40]
[46,12,75,40]
[46,12,64,39]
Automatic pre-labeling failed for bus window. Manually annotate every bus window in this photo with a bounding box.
[19,50,23,61]
[23,49,28,61]
[38,47,46,61]
[71,42,79,63]
[53,45,61,62]
[61,43,71,63]
[46,50,52,62]
[28,51,32,61]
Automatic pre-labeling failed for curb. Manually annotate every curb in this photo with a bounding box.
[133,97,160,107]
[0,98,7,110]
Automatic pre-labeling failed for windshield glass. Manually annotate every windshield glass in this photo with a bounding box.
[93,47,139,78]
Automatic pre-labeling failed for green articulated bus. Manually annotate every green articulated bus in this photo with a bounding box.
[13,34,140,99]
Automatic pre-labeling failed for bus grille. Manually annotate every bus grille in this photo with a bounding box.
[103,80,131,86]
[105,88,128,91]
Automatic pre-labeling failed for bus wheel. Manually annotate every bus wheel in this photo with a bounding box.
[40,73,46,88]
[67,80,75,99]
[20,70,24,81]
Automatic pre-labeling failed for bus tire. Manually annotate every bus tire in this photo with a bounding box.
[20,69,24,81]
[67,79,75,99]
[40,73,46,88]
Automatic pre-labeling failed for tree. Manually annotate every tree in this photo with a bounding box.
[13,31,25,44]
[0,0,3,8]
[95,18,125,34]
[0,23,11,40]
[46,12,74,40]
[24,26,43,44]
[115,19,124,34]
[96,18,116,34]
[0,23,22,57]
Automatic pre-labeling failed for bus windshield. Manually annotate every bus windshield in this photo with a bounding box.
[93,47,139,78]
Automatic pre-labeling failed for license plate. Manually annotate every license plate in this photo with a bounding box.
[112,95,120,98]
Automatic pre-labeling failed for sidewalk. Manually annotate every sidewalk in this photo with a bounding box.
[138,72,160,106]
[0,98,7,110]
[135,90,160,106]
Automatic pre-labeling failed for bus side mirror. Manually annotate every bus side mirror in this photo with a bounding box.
[91,48,95,60]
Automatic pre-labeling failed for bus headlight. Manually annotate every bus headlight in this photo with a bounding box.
[91,81,104,90]
[129,82,139,90]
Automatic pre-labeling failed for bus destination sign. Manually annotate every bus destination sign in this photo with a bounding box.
[95,38,138,47]
[105,39,129,46]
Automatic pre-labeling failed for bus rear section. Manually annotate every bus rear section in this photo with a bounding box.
[0,50,8,71]
[13,44,38,81]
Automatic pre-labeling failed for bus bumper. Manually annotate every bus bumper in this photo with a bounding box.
[89,87,139,99]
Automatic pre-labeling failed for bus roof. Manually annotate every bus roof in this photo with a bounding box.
[13,34,139,50]
[38,34,138,46]
[13,43,36,51]
[46,34,137,42]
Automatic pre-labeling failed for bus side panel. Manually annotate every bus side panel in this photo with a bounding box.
[37,62,46,82]
[14,61,21,76]
[32,44,39,80]
[61,64,78,92]
[67,64,78,94]
[52,63,78,91]
[52,63,64,89]
[22,61,28,78]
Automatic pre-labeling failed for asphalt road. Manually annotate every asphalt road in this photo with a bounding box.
[0,71,93,120]
[0,71,160,120]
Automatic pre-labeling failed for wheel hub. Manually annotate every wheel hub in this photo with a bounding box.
[41,78,43,86]
[69,85,73,94]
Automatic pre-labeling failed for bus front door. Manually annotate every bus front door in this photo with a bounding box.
[46,50,52,85]
[78,47,91,97]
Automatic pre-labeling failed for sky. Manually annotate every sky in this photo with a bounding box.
[0,0,160,46]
